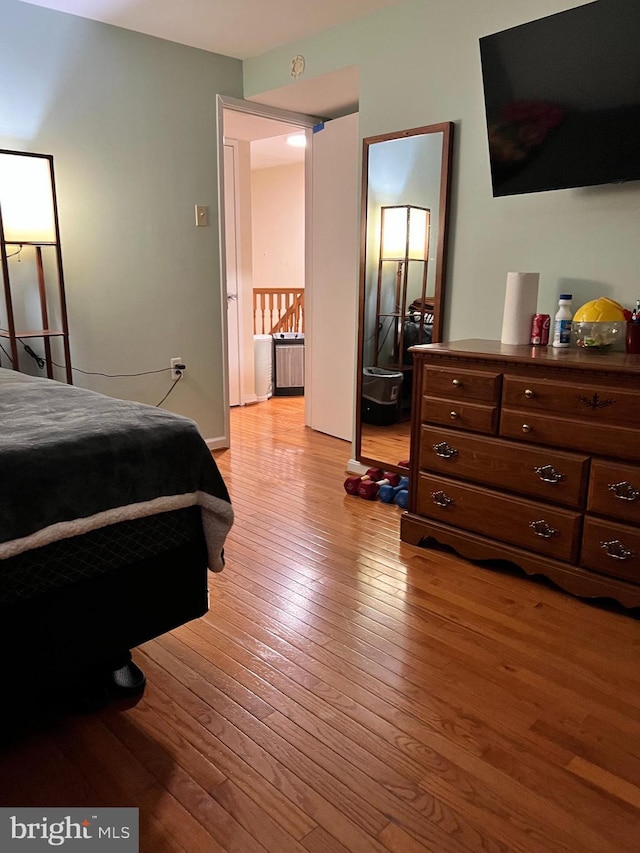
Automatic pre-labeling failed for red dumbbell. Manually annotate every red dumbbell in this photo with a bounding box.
[343,467,385,496]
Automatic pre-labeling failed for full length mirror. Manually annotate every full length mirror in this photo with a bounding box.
[355,122,454,472]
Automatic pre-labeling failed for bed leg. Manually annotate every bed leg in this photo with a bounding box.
[70,652,146,712]
[106,652,146,698]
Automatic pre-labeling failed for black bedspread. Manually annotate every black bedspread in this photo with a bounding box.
[0,369,233,570]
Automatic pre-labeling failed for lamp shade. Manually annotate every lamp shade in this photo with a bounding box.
[380,205,429,261]
[0,151,56,243]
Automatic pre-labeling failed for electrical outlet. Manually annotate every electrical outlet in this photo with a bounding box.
[171,357,185,380]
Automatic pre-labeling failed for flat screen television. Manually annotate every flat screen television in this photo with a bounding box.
[479,0,640,196]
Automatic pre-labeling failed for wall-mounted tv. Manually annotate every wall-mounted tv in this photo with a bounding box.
[479,0,640,197]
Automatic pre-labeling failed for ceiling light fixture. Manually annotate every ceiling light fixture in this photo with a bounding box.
[287,134,306,148]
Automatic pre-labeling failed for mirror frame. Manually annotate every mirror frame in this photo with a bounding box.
[355,121,454,472]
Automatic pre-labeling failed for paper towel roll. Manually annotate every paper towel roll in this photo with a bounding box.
[500,272,539,345]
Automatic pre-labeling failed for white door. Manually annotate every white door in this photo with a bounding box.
[306,112,360,442]
[224,142,241,407]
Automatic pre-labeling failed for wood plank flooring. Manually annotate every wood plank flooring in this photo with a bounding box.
[2,396,640,851]
[361,418,411,467]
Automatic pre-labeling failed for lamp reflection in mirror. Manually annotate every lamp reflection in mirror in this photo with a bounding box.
[380,205,429,261]
[374,204,430,368]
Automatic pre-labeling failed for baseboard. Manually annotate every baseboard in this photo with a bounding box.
[347,458,368,475]
[205,436,229,451]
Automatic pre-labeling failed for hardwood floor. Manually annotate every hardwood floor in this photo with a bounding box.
[3,395,640,851]
[360,418,412,469]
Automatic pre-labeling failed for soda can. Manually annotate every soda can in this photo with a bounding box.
[531,313,550,345]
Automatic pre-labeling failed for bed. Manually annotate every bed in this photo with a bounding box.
[0,368,233,715]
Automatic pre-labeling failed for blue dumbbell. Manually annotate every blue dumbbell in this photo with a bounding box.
[379,483,405,503]
[394,489,409,509]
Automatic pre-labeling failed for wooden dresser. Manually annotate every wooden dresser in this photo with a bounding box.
[401,339,640,608]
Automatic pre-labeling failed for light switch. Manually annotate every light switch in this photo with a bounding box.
[195,205,209,227]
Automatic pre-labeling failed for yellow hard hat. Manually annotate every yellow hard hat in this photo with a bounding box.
[572,297,626,323]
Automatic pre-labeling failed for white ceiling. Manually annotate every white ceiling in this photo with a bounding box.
[251,133,306,170]
[224,112,306,170]
[20,0,403,60]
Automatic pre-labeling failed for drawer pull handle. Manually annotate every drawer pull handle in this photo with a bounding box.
[534,464,566,484]
[522,424,532,433]
[450,411,459,420]
[432,441,458,459]
[452,379,463,387]
[608,481,640,503]
[600,539,636,562]
[524,389,534,399]
[432,490,453,508]
[529,520,558,539]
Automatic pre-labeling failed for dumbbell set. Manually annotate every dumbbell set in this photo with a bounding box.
[343,467,409,507]
[379,476,409,508]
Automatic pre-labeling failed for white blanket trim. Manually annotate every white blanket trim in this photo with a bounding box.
[0,491,234,572]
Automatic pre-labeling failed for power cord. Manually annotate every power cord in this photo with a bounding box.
[1,333,185,407]
[155,375,182,407]
[53,362,171,378]
[0,342,13,366]
[25,344,45,368]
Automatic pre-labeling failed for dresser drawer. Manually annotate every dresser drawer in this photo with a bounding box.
[503,376,640,428]
[500,409,640,462]
[422,366,501,402]
[420,426,589,507]
[581,517,640,583]
[416,473,582,562]
[588,459,640,524]
[422,398,498,434]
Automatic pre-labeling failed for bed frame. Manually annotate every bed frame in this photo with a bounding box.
[0,368,232,720]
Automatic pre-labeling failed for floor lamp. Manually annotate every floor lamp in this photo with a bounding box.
[0,149,72,383]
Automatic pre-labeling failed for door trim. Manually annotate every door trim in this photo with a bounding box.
[224,139,244,407]
[216,95,321,447]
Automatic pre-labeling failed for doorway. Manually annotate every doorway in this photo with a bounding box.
[217,96,318,443]
[221,104,311,408]
[216,94,360,451]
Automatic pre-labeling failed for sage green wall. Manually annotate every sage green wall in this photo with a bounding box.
[245,0,640,338]
[1,0,243,440]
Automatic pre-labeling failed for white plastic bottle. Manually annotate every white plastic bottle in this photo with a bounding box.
[552,294,573,348]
